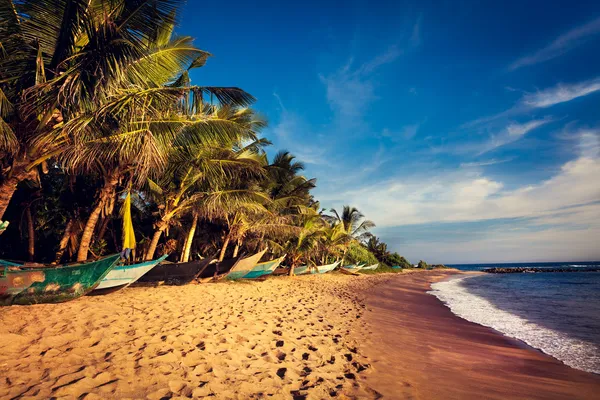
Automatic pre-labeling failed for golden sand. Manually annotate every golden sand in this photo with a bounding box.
[0,274,390,399]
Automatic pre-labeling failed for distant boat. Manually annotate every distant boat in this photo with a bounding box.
[242,255,286,279]
[136,256,215,284]
[293,260,341,275]
[224,249,268,280]
[92,254,169,294]
[361,263,379,270]
[391,265,402,269]
[0,254,120,305]
[343,263,365,270]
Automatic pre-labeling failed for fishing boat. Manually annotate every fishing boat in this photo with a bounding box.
[0,254,120,305]
[292,260,341,275]
[224,249,268,280]
[317,261,341,274]
[242,255,286,279]
[136,256,215,284]
[343,263,365,270]
[0,259,22,267]
[292,264,310,275]
[361,263,379,270]
[92,254,169,294]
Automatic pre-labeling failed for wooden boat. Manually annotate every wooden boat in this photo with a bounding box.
[224,249,268,280]
[92,254,169,294]
[136,256,215,284]
[292,264,310,275]
[242,255,286,279]
[317,261,341,273]
[292,260,341,275]
[0,254,120,305]
[361,263,379,270]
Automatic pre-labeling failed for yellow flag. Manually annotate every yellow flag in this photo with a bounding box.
[121,192,136,249]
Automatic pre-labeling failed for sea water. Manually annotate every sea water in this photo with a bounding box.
[428,262,600,374]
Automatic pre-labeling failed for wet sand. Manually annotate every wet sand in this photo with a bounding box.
[358,270,600,399]
[0,274,390,399]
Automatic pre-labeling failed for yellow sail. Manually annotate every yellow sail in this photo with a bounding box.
[121,192,136,250]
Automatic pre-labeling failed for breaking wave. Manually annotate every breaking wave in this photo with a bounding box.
[428,276,600,374]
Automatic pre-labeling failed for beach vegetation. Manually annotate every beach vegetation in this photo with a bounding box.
[0,0,409,274]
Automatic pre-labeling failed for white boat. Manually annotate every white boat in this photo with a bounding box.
[361,263,379,270]
[94,254,168,292]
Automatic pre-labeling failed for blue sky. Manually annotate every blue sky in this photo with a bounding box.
[180,0,600,263]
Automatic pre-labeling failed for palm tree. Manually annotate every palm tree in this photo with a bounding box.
[327,206,375,240]
[0,1,255,253]
[366,235,390,261]
[142,131,269,261]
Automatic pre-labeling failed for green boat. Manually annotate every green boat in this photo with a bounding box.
[0,254,120,305]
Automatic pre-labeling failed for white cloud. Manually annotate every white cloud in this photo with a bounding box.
[462,77,600,130]
[509,17,600,70]
[322,130,600,228]
[522,78,600,108]
[475,118,553,155]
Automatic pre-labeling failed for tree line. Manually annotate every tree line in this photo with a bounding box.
[0,0,415,271]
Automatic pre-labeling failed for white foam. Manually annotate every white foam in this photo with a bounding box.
[428,276,600,374]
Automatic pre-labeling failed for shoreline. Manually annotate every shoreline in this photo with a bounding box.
[1,270,599,399]
[357,270,600,399]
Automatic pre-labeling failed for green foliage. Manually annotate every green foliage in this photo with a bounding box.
[417,260,429,269]
[386,252,412,268]
[345,241,378,265]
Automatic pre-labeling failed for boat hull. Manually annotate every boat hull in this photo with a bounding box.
[136,257,214,284]
[93,255,168,292]
[225,249,268,280]
[242,256,285,279]
[0,254,120,305]
[317,261,340,274]
[361,263,379,270]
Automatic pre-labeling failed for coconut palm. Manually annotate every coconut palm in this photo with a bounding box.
[327,205,375,240]
[142,131,270,261]
[0,0,254,241]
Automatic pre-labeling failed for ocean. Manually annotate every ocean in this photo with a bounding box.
[428,261,600,374]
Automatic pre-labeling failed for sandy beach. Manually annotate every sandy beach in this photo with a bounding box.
[1,270,599,399]
[0,274,389,399]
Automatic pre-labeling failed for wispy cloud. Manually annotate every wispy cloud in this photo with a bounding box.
[382,122,421,141]
[464,77,600,129]
[460,158,514,168]
[319,47,401,129]
[522,78,600,108]
[270,93,331,166]
[509,17,600,70]
[410,15,422,47]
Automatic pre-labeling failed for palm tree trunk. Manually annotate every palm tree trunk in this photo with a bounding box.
[181,213,198,263]
[232,242,240,258]
[55,219,73,264]
[145,226,166,261]
[77,171,119,262]
[219,231,231,262]
[25,206,34,261]
[179,233,189,262]
[95,215,111,245]
[0,162,36,220]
